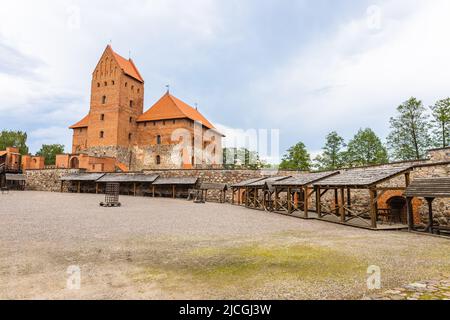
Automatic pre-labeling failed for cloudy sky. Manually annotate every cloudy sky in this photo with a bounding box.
[0,0,449,162]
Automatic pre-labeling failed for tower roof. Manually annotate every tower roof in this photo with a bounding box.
[110,46,144,83]
[137,92,220,132]
[69,114,90,129]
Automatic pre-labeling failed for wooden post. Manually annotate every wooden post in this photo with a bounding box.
[304,186,309,218]
[405,172,411,187]
[347,188,351,208]
[232,188,235,205]
[96,183,99,194]
[340,188,345,222]
[316,187,322,218]
[254,187,258,208]
[287,187,292,214]
[133,183,136,196]
[407,197,414,231]
[334,189,339,215]
[426,197,435,234]
[172,185,176,199]
[369,189,378,229]
[274,188,279,211]
[152,185,155,197]
[77,181,81,193]
[60,181,64,193]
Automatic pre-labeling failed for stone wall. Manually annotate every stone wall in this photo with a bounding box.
[25,169,81,192]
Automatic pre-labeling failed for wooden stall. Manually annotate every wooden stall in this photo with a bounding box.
[242,176,291,211]
[4,173,26,190]
[198,182,228,203]
[313,165,413,230]
[231,178,267,206]
[96,173,159,196]
[60,173,106,193]
[272,171,340,218]
[406,178,450,235]
[152,177,199,199]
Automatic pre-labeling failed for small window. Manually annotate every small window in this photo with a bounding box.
[97,83,100,88]
[102,96,107,104]
[162,120,166,125]
[125,82,128,87]
[156,155,161,165]
[129,100,133,108]
[100,114,105,121]
[157,135,161,145]
[128,133,132,141]
[131,85,134,91]
[112,80,115,85]
[104,81,107,86]
[153,121,156,126]
[173,120,176,124]
[100,131,104,138]
[137,88,140,93]
[129,117,133,123]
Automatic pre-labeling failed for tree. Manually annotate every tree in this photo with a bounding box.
[222,147,267,170]
[314,131,346,170]
[430,98,450,148]
[387,97,432,161]
[36,144,65,165]
[344,128,388,167]
[0,130,29,155]
[279,142,311,171]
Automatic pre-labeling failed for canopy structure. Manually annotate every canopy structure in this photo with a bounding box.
[3,173,26,190]
[312,165,413,229]
[60,173,106,193]
[152,177,199,199]
[60,173,105,181]
[231,177,267,205]
[5,173,26,181]
[96,173,160,196]
[405,178,450,234]
[197,182,228,203]
[271,171,340,217]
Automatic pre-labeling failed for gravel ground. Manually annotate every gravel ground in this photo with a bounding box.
[0,191,449,300]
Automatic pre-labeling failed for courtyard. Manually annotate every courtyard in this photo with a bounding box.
[0,191,449,300]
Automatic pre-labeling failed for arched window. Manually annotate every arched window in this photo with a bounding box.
[129,100,133,108]
[99,131,104,138]
[112,80,115,85]
[97,83,100,88]
[125,82,128,87]
[157,135,161,145]
[102,96,107,104]
[129,117,133,123]
[104,81,107,86]
[156,155,161,165]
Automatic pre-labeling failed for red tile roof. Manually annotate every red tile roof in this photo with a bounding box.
[69,114,90,129]
[137,92,217,130]
[110,46,144,83]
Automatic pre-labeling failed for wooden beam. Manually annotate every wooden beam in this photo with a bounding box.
[316,187,322,218]
[405,172,411,187]
[60,181,64,193]
[231,188,235,205]
[96,183,99,194]
[77,181,81,193]
[152,185,155,197]
[172,185,176,199]
[334,189,339,215]
[304,186,309,218]
[347,188,351,208]
[133,183,136,196]
[340,188,345,222]
[287,187,292,214]
[426,197,435,234]
[369,189,378,229]
[274,188,279,211]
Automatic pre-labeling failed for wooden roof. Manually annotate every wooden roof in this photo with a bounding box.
[273,171,340,187]
[60,173,105,181]
[314,165,413,188]
[405,178,450,198]
[152,177,199,186]
[231,177,267,188]
[199,182,228,191]
[5,174,26,181]
[97,173,159,183]
[246,176,291,188]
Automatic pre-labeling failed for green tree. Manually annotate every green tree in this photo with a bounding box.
[36,144,65,165]
[223,147,267,170]
[387,97,432,160]
[314,131,346,170]
[344,128,388,167]
[279,142,311,171]
[430,98,450,148]
[0,130,29,155]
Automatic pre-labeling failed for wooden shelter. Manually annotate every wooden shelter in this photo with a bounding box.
[96,173,159,196]
[240,176,291,210]
[60,173,105,193]
[272,171,340,217]
[152,177,199,199]
[313,165,413,229]
[198,182,228,203]
[405,178,450,235]
[4,173,26,190]
[231,177,267,206]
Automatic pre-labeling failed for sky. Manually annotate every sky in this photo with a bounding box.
[0,0,449,163]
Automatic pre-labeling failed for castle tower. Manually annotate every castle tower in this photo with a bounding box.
[70,45,144,164]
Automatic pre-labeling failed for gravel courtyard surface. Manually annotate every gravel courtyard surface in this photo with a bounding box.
[0,191,449,300]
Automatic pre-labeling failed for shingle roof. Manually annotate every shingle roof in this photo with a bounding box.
[405,178,450,198]
[314,165,413,187]
[200,182,228,191]
[137,93,221,133]
[69,114,90,129]
[111,47,144,83]
[153,177,199,185]
[60,173,105,181]
[273,171,340,187]
[246,176,291,188]
[97,173,159,183]
[5,174,26,181]
[231,177,267,188]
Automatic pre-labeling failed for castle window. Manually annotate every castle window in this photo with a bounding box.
[104,81,107,86]
[156,155,161,165]
[163,120,166,125]
[100,114,105,121]
[173,120,176,124]
[112,80,115,85]
[157,135,161,145]
[97,83,100,88]
[128,133,132,141]
[129,117,133,123]
[131,85,134,91]
[130,100,133,108]
[125,82,128,87]
[137,88,140,93]
[100,131,104,138]
[102,96,107,104]
[153,121,156,126]
[144,122,147,127]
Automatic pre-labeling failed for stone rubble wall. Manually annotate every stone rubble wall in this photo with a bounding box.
[25,169,81,192]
